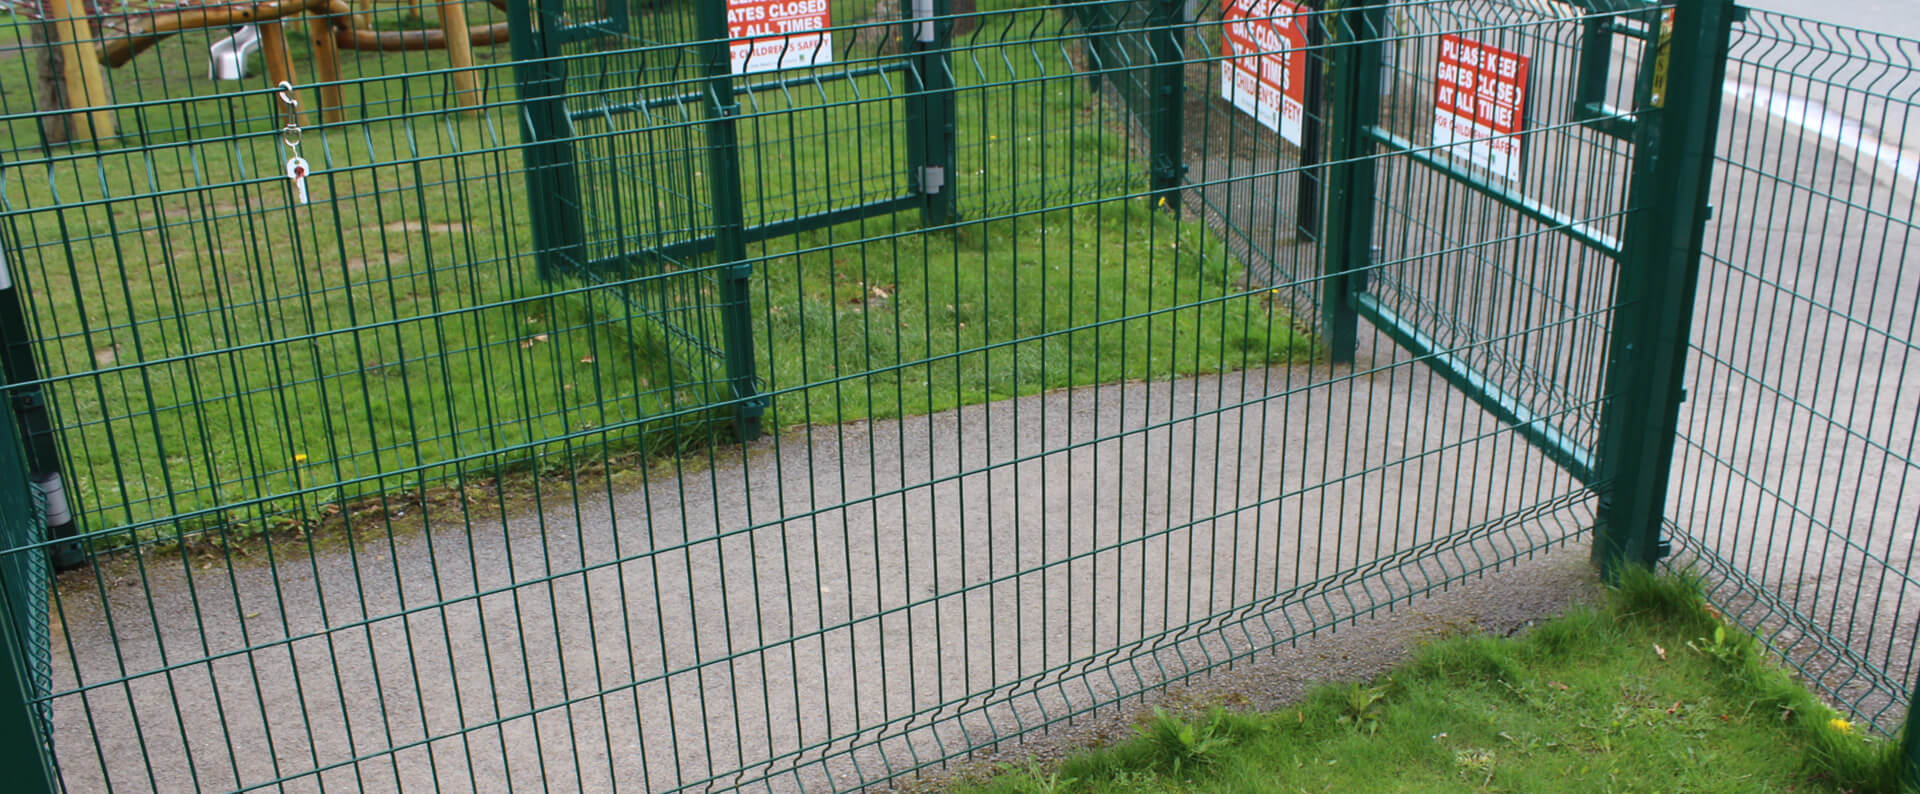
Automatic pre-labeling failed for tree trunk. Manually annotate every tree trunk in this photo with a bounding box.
[31,18,72,145]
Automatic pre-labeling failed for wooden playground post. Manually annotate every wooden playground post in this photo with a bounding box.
[307,14,346,122]
[259,21,306,127]
[437,0,480,112]
[43,0,115,141]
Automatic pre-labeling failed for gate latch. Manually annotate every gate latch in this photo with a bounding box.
[913,0,937,42]
[918,166,946,195]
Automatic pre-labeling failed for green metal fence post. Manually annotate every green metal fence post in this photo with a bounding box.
[1146,0,1186,210]
[506,0,586,282]
[1317,0,1384,366]
[0,365,59,793]
[1295,1,1326,241]
[905,0,958,226]
[1075,1,1117,93]
[0,229,80,570]
[0,620,54,791]
[1903,694,1920,791]
[1590,0,1735,579]
[697,0,766,442]
[0,576,56,793]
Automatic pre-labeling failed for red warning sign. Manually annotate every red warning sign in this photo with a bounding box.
[1220,0,1310,145]
[728,0,834,75]
[1432,33,1530,181]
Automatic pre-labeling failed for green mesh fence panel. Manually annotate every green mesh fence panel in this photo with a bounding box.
[0,0,1910,790]
[1669,8,1920,736]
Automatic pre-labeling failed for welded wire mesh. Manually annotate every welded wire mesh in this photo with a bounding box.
[1,0,1898,791]
[1063,0,1328,324]
[0,0,735,543]
[950,8,1155,217]
[1671,8,1920,734]
[0,1,1600,789]
[1362,0,1638,458]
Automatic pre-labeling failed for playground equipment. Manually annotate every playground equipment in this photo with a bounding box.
[4,0,510,134]
[208,24,260,79]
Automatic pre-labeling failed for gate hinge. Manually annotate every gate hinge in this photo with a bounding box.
[10,387,43,412]
[31,472,72,527]
[731,396,769,443]
[912,0,937,42]
[1354,245,1382,294]
[918,166,946,195]
[734,395,768,420]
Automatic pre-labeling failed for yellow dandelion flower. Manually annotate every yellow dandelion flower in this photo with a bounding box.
[1829,717,1853,734]
[293,453,309,463]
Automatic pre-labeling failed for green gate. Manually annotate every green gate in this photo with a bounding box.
[507,0,961,439]
[1075,0,1735,566]
[1313,0,1734,577]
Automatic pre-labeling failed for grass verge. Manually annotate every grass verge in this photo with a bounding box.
[958,571,1911,794]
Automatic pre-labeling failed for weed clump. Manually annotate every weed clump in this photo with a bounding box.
[1610,566,1714,632]
[1132,707,1237,776]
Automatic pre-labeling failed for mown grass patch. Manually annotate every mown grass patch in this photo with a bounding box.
[756,200,1306,426]
[960,571,1910,794]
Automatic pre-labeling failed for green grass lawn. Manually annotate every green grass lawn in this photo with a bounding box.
[957,573,1909,794]
[0,2,1306,542]
[757,199,1298,426]
[0,10,24,49]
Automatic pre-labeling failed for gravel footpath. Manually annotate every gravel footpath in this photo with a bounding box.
[48,350,1597,792]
